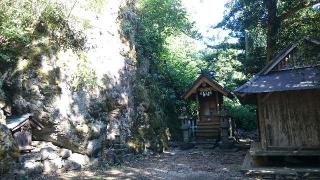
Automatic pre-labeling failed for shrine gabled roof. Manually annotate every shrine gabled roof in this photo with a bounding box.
[234,38,320,104]
[235,38,320,95]
[6,113,43,131]
[182,74,233,100]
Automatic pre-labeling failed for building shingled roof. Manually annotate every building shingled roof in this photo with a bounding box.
[235,38,320,95]
[235,67,320,94]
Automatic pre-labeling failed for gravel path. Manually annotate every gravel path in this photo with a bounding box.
[56,146,252,180]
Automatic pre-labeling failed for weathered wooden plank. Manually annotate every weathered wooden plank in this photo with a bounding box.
[243,159,320,178]
[257,95,267,150]
[250,142,320,156]
[259,90,320,149]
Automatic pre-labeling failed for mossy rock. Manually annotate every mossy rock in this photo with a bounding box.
[0,124,19,174]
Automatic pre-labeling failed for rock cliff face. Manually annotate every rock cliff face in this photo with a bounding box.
[1,0,136,156]
[0,124,20,174]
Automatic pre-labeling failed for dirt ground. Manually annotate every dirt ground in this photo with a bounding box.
[43,145,251,180]
[2,144,254,180]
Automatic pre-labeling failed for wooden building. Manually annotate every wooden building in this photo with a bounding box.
[235,38,320,175]
[6,113,43,152]
[182,72,233,140]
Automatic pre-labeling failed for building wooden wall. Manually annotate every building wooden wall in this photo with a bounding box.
[258,90,320,150]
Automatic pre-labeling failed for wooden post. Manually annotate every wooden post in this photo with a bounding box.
[196,91,200,122]
[215,91,219,112]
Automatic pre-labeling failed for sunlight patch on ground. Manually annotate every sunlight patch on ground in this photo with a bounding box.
[109,169,122,175]
[163,150,176,155]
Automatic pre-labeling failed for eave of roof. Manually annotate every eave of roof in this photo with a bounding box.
[6,113,33,129]
[235,66,320,94]
[6,113,44,131]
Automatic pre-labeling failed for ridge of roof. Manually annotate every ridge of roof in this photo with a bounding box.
[259,37,320,75]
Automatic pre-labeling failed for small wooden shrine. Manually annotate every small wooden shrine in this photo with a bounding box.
[6,113,43,152]
[235,38,320,176]
[182,72,233,140]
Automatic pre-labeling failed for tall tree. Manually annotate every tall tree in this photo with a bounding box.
[264,0,279,62]
[264,0,319,61]
[218,0,320,64]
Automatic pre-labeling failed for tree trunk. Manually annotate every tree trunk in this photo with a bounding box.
[264,0,280,62]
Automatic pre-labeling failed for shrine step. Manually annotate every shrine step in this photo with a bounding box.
[196,132,220,137]
[197,121,220,126]
[195,129,220,133]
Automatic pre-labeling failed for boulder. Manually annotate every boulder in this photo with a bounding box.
[19,152,41,163]
[67,153,89,167]
[32,118,106,155]
[49,158,64,169]
[23,161,44,174]
[0,97,6,124]
[59,148,72,159]
[0,124,19,174]
[89,158,101,168]
[89,122,106,139]
[64,159,81,170]
[103,150,117,165]
[0,99,5,109]
[86,138,102,157]
[43,160,58,173]
[0,109,5,125]
[40,147,59,160]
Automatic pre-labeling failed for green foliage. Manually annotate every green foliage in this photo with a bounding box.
[138,0,193,38]
[204,48,247,90]
[0,0,85,72]
[0,0,38,65]
[120,0,195,152]
[72,55,98,91]
[277,5,320,48]
[86,0,105,13]
[224,99,257,131]
[35,4,86,52]
[121,0,259,146]
[211,0,319,131]
[203,44,256,130]
[162,35,205,92]
[218,0,320,73]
